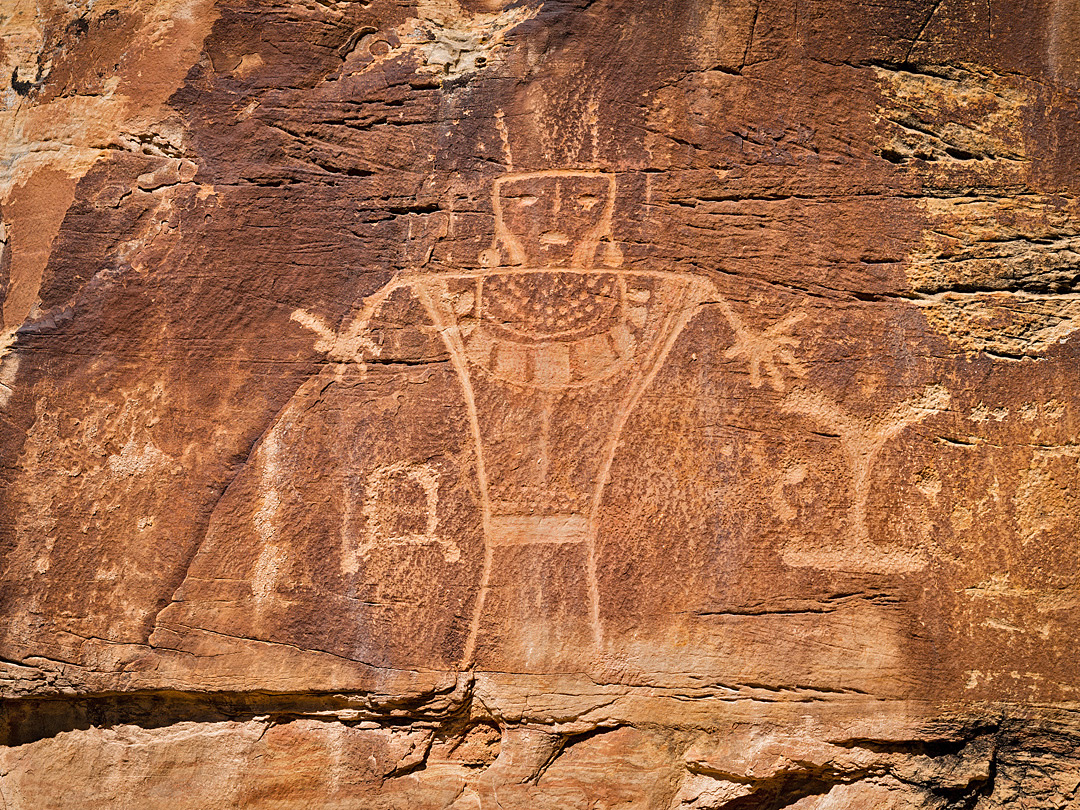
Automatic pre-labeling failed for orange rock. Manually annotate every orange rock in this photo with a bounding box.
[2,1,1080,806]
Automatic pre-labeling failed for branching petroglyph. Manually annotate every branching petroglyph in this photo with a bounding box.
[781,384,951,572]
[291,304,383,372]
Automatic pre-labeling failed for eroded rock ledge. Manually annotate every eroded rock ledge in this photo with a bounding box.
[3,682,1080,808]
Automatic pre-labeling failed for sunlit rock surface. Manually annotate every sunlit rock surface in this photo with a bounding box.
[2,1,1080,807]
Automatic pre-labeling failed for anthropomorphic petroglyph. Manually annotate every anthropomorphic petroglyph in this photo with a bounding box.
[294,171,716,665]
[781,384,951,572]
[291,169,823,669]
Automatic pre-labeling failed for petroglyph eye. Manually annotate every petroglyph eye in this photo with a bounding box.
[577,194,599,211]
[513,195,539,207]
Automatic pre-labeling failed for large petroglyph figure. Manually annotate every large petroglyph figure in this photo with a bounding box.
[155,168,939,678]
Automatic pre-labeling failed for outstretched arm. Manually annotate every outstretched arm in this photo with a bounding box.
[291,275,409,365]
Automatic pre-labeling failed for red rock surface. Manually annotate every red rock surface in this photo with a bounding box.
[2,1,1080,807]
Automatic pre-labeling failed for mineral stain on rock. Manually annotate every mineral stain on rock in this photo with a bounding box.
[2,1,1080,807]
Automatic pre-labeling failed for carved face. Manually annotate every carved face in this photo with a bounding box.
[494,173,614,268]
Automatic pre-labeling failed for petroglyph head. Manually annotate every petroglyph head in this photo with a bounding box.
[484,170,621,270]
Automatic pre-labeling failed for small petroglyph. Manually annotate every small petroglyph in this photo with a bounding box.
[361,461,460,563]
[969,404,1009,423]
[781,385,950,571]
[105,434,171,478]
[1043,399,1066,420]
[291,308,382,366]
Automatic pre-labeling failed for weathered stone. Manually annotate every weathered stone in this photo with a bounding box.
[2,0,1080,806]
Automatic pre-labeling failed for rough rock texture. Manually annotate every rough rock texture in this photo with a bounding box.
[2,0,1080,807]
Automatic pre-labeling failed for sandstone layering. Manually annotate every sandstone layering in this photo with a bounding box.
[2,1,1080,807]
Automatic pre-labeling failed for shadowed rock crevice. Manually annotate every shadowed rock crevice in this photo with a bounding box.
[0,684,478,748]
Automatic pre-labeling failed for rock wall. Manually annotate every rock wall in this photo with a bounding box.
[2,1,1080,807]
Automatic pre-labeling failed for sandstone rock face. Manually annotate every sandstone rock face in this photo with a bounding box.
[2,1,1080,807]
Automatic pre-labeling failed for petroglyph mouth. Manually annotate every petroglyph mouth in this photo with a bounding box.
[539,231,571,246]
